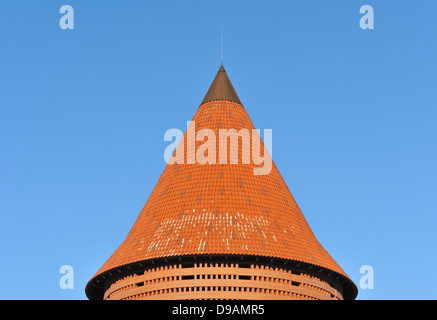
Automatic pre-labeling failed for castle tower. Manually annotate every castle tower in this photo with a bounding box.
[85,65,358,300]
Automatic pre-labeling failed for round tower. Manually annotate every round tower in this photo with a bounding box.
[85,66,358,300]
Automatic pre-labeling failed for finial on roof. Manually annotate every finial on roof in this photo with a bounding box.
[221,22,223,66]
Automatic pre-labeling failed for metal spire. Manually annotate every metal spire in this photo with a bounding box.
[221,22,223,66]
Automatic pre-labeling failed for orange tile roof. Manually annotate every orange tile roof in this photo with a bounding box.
[87,65,356,296]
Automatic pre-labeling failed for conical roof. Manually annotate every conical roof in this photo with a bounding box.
[200,65,242,105]
[86,66,357,299]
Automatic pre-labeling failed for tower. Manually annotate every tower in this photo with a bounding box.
[85,65,358,300]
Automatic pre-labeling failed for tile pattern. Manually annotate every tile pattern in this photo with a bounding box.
[90,98,352,285]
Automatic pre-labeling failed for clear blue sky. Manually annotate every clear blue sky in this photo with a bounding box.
[1,1,436,300]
